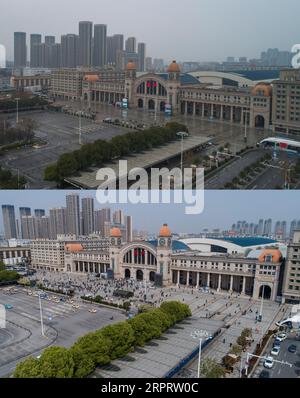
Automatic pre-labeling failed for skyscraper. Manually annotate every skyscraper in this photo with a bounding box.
[2,205,17,239]
[81,198,94,235]
[49,208,67,239]
[113,209,124,225]
[95,208,111,236]
[30,34,42,67]
[19,207,31,238]
[93,24,107,67]
[66,34,78,68]
[125,37,136,53]
[21,216,36,240]
[107,34,124,65]
[125,215,133,243]
[14,32,27,68]
[137,42,146,72]
[78,21,93,67]
[34,209,45,218]
[66,193,80,236]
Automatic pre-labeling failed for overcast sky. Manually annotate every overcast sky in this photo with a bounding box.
[0,190,299,234]
[1,0,299,61]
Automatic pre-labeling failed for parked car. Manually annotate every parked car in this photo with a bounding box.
[4,304,13,310]
[275,333,287,342]
[259,370,270,378]
[264,356,274,369]
[271,346,280,356]
[288,345,297,354]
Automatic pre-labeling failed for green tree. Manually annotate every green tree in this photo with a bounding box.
[201,358,226,378]
[0,270,20,282]
[69,345,95,378]
[160,301,192,324]
[101,322,135,360]
[38,346,75,378]
[14,357,41,378]
[0,261,5,271]
[44,164,59,181]
[71,331,111,366]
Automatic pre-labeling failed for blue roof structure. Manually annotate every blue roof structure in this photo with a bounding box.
[219,237,278,247]
[232,70,280,81]
[157,73,200,85]
[148,240,190,251]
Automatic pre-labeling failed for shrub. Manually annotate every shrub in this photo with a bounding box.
[14,357,41,378]
[101,322,135,360]
[38,347,75,378]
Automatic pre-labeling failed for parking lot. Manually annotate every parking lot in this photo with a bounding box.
[0,287,125,377]
[252,332,300,378]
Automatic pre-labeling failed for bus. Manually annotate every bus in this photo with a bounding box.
[259,137,300,156]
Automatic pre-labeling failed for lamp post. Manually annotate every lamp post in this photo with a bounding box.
[15,98,20,124]
[259,284,265,322]
[191,329,212,378]
[176,131,189,175]
[38,293,45,336]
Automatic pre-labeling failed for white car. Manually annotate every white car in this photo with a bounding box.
[275,333,287,342]
[271,346,280,356]
[88,309,97,314]
[264,356,274,369]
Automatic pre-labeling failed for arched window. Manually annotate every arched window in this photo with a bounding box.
[137,82,145,94]
[123,248,157,266]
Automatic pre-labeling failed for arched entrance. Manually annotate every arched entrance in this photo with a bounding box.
[255,115,265,128]
[259,285,272,300]
[125,269,131,279]
[160,101,166,112]
[138,99,144,109]
[148,99,155,110]
[136,269,144,281]
[149,271,155,282]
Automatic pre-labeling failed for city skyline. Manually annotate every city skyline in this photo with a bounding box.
[0,190,299,235]
[1,0,300,62]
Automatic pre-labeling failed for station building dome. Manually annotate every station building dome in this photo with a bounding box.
[167,60,181,73]
[159,224,172,237]
[110,227,122,238]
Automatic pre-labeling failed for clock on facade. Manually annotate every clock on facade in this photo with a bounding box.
[159,238,165,246]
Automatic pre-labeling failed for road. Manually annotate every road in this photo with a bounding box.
[252,334,300,378]
[0,287,125,377]
[205,149,266,189]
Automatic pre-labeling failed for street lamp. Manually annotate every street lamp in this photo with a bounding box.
[38,293,45,336]
[15,98,20,124]
[176,131,189,175]
[258,285,265,322]
[191,329,212,378]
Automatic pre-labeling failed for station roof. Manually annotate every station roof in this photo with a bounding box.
[66,135,211,189]
[220,237,278,247]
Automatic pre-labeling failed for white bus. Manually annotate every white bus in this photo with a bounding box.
[259,137,300,156]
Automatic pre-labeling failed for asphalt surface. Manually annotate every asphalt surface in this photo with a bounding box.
[252,334,300,378]
[0,102,268,189]
[0,287,125,377]
[205,149,266,189]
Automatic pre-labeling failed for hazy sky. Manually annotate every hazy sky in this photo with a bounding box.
[1,0,300,61]
[0,190,299,234]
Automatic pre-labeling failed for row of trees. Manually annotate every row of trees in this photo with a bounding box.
[44,122,188,183]
[0,117,36,147]
[0,269,20,283]
[222,328,253,371]
[0,96,48,112]
[0,165,27,189]
[14,301,191,378]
